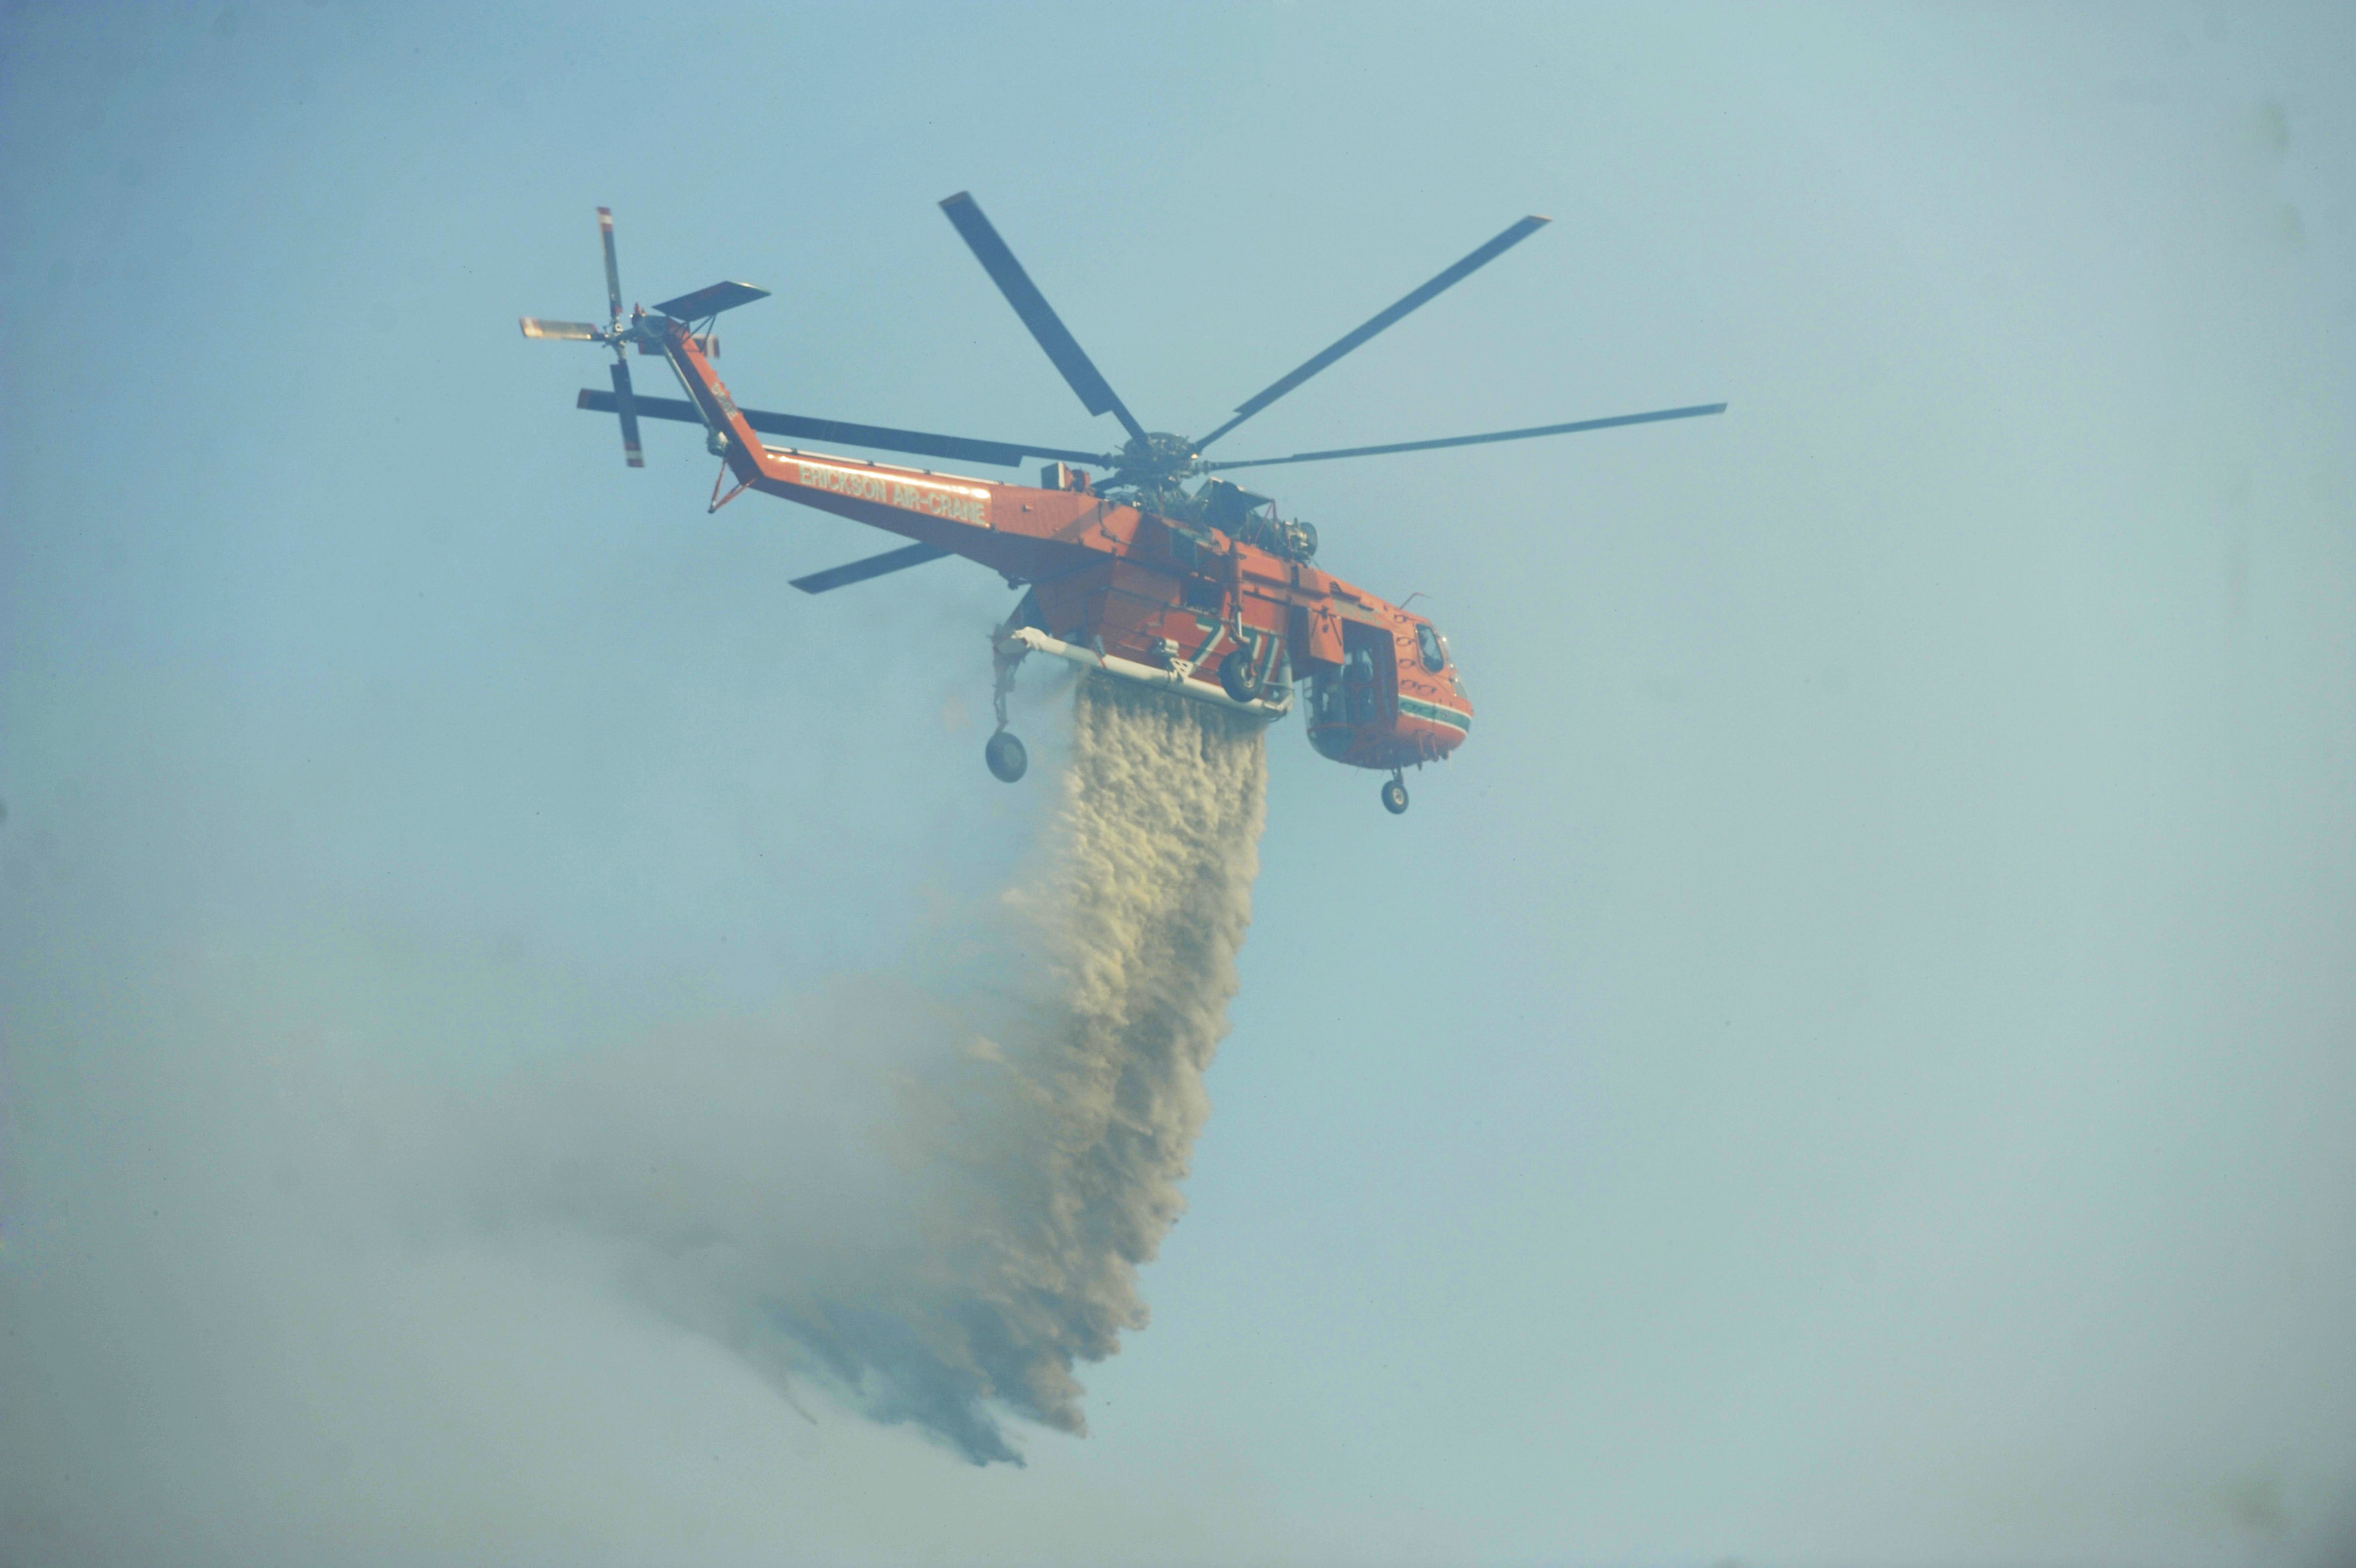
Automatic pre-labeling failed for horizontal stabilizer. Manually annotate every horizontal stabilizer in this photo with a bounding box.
[652,281,770,321]
[789,542,952,594]
[576,388,1101,469]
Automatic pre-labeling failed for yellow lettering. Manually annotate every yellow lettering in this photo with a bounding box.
[791,461,987,527]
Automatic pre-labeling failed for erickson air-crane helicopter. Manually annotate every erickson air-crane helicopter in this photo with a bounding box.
[523,197,1722,813]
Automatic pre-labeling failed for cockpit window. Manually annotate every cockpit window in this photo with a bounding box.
[1416,622,1446,672]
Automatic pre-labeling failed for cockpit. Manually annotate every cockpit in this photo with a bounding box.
[1305,614,1464,767]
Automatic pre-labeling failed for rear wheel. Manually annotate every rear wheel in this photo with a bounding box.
[1219,648,1257,704]
[985,731,1027,783]
[1381,777,1409,815]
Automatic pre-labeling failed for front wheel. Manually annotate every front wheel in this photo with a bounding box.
[985,730,1028,783]
[1380,777,1409,815]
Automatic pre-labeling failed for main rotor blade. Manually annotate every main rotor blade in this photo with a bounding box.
[577,388,1105,469]
[610,360,644,468]
[789,542,952,594]
[1196,215,1551,451]
[938,192,1148,446]
[521,318,604,341]
[598,206,623,324]
[1206,402,1727,470]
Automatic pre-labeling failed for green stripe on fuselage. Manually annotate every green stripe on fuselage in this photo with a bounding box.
[1398,695,1472,733]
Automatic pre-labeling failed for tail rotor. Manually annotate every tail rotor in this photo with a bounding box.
[520,205,646,467]
[522,206,770,468]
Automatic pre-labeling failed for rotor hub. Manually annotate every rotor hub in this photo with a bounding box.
[1108,431,1204,492]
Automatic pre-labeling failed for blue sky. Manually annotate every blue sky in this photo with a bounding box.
[3,3,2353,1565]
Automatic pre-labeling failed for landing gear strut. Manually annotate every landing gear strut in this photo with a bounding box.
[986,616,1028,783]
[1381,772,1410,815]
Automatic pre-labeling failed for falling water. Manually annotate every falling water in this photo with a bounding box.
[469,674,1271,1463]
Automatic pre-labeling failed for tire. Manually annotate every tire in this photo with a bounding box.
[1218,648,1257,704]
[985,731,1028,783]
[1381,778,1409,815]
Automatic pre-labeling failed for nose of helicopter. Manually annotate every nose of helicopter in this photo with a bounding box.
[1401,623,1473,759]
[1412,680,1473,760]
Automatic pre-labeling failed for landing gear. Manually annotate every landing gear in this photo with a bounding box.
[985,730,1028,783]
[1381,773,1410,815]
[1219,647,1257,704]
[986,609,1031,783]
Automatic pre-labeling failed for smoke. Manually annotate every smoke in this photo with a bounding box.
[439,675,1270,1464]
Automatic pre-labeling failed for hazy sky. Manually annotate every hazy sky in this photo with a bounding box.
[3,3,2353,1565]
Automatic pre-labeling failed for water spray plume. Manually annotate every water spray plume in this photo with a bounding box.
[947,676,1270,1439]
[468,676,1269,1463]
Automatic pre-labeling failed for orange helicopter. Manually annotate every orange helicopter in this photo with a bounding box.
[524,197,1722,813]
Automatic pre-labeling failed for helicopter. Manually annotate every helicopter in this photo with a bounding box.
[523,197,1722,813]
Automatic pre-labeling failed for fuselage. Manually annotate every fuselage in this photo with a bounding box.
[664,322,1472,771]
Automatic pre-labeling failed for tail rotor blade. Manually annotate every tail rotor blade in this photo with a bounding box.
[521,317,604,341]
[610,360,644,468]
[938,192,1148,446]
[598,206,624,325]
